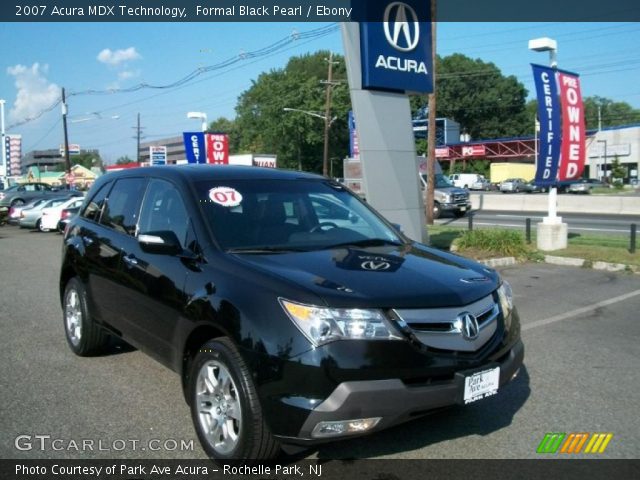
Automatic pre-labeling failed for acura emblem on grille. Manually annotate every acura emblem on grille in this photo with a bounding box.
[456,312,480,341]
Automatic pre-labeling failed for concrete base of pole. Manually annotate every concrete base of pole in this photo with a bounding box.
[537,221,568,251]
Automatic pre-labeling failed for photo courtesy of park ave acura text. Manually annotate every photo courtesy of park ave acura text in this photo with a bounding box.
[0,0,638,477]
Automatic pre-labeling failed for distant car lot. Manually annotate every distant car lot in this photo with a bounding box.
[0,226,638,460]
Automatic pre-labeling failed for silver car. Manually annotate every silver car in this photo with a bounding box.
[18,196,74,231]
[568,179,606,193]
[499,178,527,193]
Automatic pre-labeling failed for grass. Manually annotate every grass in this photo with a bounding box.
[590,187,637,195]
[426,225,640,267]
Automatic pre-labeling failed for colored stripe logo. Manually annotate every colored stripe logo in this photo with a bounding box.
[537,433,613,454]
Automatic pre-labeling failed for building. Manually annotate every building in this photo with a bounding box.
[21,148,101,174]
[588,124,640,183]
[139,136,186,165]
[24,164,102,190]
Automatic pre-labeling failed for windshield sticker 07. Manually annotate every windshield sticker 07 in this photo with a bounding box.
[208,187,243,207]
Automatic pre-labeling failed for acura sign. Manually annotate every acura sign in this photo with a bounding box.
[358,0,432,93]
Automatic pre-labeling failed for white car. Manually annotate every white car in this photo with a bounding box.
[40,196,84,232]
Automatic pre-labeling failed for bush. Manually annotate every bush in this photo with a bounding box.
[456,229,527,257]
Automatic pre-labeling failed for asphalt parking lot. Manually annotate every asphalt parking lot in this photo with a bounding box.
[0,226,638,460]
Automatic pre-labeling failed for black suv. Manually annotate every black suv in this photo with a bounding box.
[60,165,524,461]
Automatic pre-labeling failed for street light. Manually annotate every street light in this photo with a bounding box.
[187,111,208,132]
[597,139,608,182]
[283,108,336,176]
[528,37,559,223]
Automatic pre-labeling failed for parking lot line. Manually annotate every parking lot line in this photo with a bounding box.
[522,289,640,332]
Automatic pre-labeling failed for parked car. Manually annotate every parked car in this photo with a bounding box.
[19,196,75,231]
[568,178,606,194]
[57,205,82,233]
[499,178,527,193]
[7,198,49,225]
[469,176,492,191]
[40,196,85,232]
[449,173,484,189]
[60,165,523,461]
[522,181,547,193]
[0,182,56,207]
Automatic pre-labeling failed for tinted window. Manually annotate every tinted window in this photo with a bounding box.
[101,178,147,236]
[82,181,112,222]
[138,179,189,247]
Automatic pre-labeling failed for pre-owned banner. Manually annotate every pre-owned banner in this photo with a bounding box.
[557,71,586,181]
[205,133,229,164]
[531,64,562,186]
[183,132,206,164]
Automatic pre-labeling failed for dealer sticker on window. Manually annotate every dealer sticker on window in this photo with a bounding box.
[463,366,500,404]
[208,187,242,207]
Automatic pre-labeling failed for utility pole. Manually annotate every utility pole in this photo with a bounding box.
[61,88,71,186]
[425,4,437,226]
[0,99,6,185]
[321,52,339,177]
[132,113,145,163]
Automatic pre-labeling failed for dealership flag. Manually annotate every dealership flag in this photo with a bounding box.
[557,71,586,181]
[532,64,562,186]
[183,132,206,164]
[205,133,229,164]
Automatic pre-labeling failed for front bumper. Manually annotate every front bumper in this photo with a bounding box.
[440,201,471,212]
[276,339,524,445]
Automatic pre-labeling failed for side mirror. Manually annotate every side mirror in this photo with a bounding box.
[138,230,182,255]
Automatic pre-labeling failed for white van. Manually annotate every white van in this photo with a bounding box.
[449,173,483,189]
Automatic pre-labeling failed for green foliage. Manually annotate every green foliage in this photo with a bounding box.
[55,152,103,171]
[610,156,627,189]
[115,155,134,165]
[417,54,530,140]
[234,51,350,173]
[584,96,640,130]
[456,229,527,257]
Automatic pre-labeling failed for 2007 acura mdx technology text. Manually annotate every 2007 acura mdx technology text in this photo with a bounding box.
[60,165,524,461]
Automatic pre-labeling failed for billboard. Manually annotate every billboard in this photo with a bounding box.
[358,0,433,93]
[205,133,229,164]
[557,71,586,181]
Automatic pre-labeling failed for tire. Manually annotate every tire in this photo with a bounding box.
[35,219,43,232]
[433,202,441,219]
[62,277,109,356]
[189,338,280,463]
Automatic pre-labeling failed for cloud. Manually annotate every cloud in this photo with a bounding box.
[6,63,60,122]
[97,47,141,66]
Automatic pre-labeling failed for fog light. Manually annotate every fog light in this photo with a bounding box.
[311,417,381,438]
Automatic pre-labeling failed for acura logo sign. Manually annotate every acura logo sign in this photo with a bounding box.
[456,312,480,341]
[383,2,420,52]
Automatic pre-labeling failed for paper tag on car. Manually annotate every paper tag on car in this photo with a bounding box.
[208,187,242,207]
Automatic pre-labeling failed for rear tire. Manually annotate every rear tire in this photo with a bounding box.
[189,338,280,463]
[63,277,109,356]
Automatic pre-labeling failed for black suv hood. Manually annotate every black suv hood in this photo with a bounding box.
[232,244,498,309]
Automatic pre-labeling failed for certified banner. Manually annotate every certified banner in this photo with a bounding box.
[205,133,229,164]
[531,64,561,186]
[183,132,206,164]
[557,71,586,181]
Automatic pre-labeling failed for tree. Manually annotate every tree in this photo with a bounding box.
[411,54,530,141]
[583,96,640,130]
[55,152,103,171]
[234,51,351,173]
[610,156,627,188]
[208,117,241,154]
[116,155,134,165]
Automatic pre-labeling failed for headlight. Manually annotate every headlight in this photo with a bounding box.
[497,280,514,320]
[443,194,451,202]
[280,299,402,347]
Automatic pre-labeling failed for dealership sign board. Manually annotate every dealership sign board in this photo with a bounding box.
[205,134,229,164]
[358,0,433,93]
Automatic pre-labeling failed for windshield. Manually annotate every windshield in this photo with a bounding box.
[196,179,403,251]
[421,173,454,188]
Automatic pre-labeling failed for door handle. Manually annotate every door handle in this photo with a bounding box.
[123,255,138,267]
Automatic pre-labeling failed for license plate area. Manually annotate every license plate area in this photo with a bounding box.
[456,366,500,404]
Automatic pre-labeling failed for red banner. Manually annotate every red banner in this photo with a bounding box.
[558,72,586,181]
[205,134,229,164]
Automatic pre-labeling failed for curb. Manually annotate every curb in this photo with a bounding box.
[483,254,638,274]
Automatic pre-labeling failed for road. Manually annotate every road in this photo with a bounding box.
[437,210,639,236]
[0,226,638,460]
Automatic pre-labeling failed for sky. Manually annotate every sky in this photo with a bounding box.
[1,21,639,163]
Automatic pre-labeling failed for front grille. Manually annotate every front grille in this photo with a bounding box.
[393,294,499,352]
[452,193,468,202]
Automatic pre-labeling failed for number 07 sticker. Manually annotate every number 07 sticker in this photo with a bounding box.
[208,187,243,207]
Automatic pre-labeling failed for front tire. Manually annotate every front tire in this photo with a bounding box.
[63,277,109,356]
[433,202,441,219]
[189,338,280,462]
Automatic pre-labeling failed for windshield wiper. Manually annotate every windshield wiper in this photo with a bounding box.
[227,246,309,254]
[323,238,404,250]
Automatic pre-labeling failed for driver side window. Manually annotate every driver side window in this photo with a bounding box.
[138,179,189,248]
